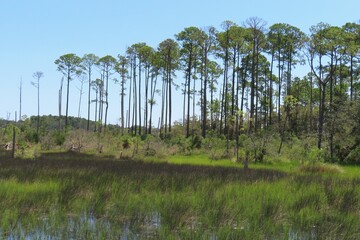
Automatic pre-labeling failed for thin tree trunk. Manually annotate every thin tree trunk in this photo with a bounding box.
[318,83,326,149]
[186,49,192,137]
[183,80,187,135]
[231,47,237,116]
[127,63,133,131]
[87,69,91,131]
[250,44,256,132]
[138,62,142,135]
[160,79,165,136]
[202,48,208,138]
[309,73,313,132]
[350,56,354,101]
[58,77,63,132]
[277,50,282,124]
[19,77,22,122]
[192,61,196,136]
[65,71,70,130]
[144,66,149,134]
[121,73,125,134]
[94,88,98,132]
[168,66,172,133]
[133,63,137,134]
[37,77,40,137]
[149,73,158,134]
[269,50,274,126]
[254,45,259,132]
[104,71,109,132]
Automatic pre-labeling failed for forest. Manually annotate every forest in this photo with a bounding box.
[0,18,360,238]
[5,18,359,163]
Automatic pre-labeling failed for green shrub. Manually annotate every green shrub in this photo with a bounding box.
[344,146,360,164]
[307,147,324,164]
[176,136,193,155]
[25,130,39,143]
[122,137,131,149]
[53,131,66,146]
[191,135,203,149]
[203,136,227,160]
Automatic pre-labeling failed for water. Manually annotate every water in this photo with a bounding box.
[288,226,317,240]
[0,212,320,239]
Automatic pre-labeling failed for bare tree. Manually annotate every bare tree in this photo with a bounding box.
[32,71,44,140]
[58,77,64,131]
[19,77,22,122]
[77,75,86,120]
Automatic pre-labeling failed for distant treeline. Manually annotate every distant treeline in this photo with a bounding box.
[0,115,120,133]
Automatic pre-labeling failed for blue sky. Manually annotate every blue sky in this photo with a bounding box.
[0,0,359,124]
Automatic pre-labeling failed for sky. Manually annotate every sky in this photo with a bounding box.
[0,0,359,125]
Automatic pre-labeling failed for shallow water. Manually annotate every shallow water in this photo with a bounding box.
[0,212,321,239]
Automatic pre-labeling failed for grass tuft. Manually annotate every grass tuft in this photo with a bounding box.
[298,163,343,174]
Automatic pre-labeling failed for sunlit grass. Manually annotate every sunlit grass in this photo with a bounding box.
[0,179,59,195]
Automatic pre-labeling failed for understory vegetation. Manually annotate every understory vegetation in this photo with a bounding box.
[1,109,360,166]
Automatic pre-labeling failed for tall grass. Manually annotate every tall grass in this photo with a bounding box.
[0,152,359,238]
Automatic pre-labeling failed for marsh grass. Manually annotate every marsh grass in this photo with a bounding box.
[0,152,359,238]
[298,163,344,174]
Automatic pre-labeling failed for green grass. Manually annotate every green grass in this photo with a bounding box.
[0,152,360,238]
[166,152,323,174]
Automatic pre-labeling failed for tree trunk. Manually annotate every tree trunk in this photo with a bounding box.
[168,62,172,133]
[58,78,63,132]
[37,77,40,138]
[183,79,187,135]
[87,69,91,131]
[231,47,237,116]
[318,83,326,149]
[133,63,137,134]
[104,70,109,132]
[277,51,282,124]
[269,50,274,126]
[121,73,125,134]
[127,63,133,131]
[309,73,313,132]
[94,88,98,132]
[202,48,208,138]
[138,63,142,135]
[65,71,70,130]
[186,49,193,138]
[350,56,354,101]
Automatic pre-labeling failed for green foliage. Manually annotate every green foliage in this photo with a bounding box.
[191,134,203,149]
[25,130,39,143]
[53,131,66,146]
[143,134,157,157]
[308,147,324,164]
[175,136,193,155]
[121,135,132,149]
[233,148,247,163]
[344,146,360,164]
[203,136,227,160]
[1,124,20,143]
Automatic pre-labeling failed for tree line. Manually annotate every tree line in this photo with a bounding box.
[49,18,360,162]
